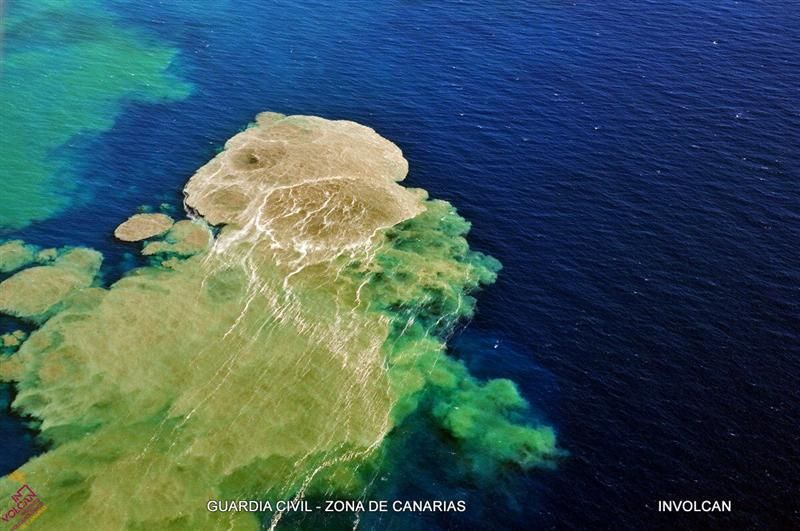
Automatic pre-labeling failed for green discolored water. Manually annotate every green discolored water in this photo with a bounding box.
[0,114,558,529]
[0,0,192,230]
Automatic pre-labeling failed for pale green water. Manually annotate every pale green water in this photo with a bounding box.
[0,114,558,529]
[0,0,191,229]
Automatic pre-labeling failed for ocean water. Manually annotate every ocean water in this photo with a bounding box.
[1,0,799,529]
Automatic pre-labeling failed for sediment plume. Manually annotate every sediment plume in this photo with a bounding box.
[0,113,557,529]
[114,213,175,242]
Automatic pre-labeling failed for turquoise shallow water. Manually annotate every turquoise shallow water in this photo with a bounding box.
[2,0,799,528]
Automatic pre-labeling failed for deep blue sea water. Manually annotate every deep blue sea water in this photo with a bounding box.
[2,0,799,528]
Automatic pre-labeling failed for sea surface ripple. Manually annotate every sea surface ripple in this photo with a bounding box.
[1,0,798,528]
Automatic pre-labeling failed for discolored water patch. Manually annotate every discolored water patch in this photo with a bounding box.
[0,114,558,529]
[0,0,192,230]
